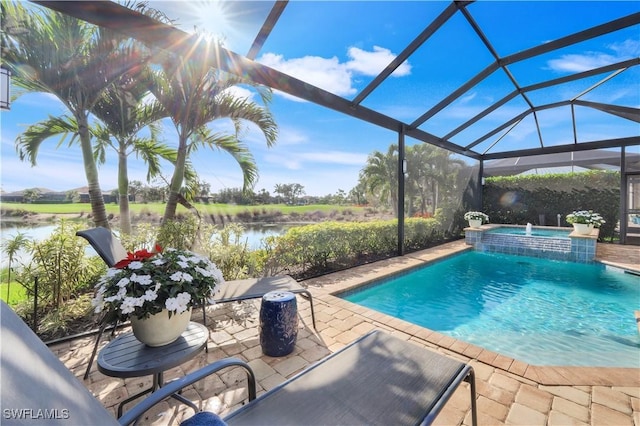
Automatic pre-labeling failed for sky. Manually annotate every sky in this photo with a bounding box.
[1,1,638,197]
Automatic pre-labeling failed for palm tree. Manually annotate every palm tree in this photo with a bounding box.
[147,49,278,223]
[404,143,467,216]
[17,94,170,235]
[2,1,147,228]
[360,144,399,216]
[1,233,29,302]
[90,73,174,234]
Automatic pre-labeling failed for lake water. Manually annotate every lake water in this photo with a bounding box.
[0,222,290,268]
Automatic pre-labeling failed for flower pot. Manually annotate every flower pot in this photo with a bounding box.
[572,223,594,235]
[130,308,192,347]
[468,219,483,228]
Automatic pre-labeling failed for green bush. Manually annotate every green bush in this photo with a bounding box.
[266,217,444,278]
[199,223,260,280]
[123,221,261,281]
[10,221,106,337]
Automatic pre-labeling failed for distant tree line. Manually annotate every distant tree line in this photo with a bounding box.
[117,180,356,206]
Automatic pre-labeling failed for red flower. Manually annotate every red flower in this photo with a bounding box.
[113,245,163,269]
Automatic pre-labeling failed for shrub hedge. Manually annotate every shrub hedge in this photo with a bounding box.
[483,171,619,241]
[266,217,444,278]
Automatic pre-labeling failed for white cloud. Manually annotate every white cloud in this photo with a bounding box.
[263,150,367,170]
[259,53,355,97]
[608,39,640,57]
[547,38,640,73]
[460,93,477,104]
[547,53,618,73]
[277,126,309,146]
[346,46,411,77]
[223,85,253,101]
[258,45,410,99]
[263,153,302,170]
[298,151,368,165]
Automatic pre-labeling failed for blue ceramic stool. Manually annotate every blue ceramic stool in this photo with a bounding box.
[259,291,298,357]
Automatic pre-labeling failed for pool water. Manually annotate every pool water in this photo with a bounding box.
[486,227,570,238]
[341,251,640,367]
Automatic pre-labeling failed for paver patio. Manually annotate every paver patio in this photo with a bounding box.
[51,240,640,425]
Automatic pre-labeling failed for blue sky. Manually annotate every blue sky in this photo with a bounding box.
[1,1,638,196]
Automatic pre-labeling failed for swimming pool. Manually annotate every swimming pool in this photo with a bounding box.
[340,251,640,367]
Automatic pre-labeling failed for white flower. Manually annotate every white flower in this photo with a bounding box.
[464,211,489,222]
[92,289,105,313]
[195,266,212,277]
[116,277,130,288]
[142,289,158,302]
[93,247,224,321]
[106,268,121,278]
[211,268,224,285]
[127,261,144,270]
[120,296,144,314]
[166,292,191,313]
[566,210,606,227]
[130,273,153,285]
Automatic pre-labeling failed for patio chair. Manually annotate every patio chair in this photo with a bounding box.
[76,227,316,379]
[0,300,477,426]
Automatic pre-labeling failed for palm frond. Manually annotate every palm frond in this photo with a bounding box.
[195,128,259,190]
[15,115,79,165]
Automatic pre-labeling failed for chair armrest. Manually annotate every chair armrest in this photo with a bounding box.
[118,357,256,426]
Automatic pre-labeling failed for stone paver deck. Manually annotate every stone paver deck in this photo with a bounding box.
[51,240,640,425]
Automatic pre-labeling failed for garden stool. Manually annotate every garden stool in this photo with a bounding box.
[259,291,298,356]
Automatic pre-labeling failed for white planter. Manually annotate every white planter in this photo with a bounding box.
[468,219,483,228]
[572,223,594,235]
[130,308,192,347]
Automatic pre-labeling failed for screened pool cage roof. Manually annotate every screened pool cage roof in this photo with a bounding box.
[34,1,640,167]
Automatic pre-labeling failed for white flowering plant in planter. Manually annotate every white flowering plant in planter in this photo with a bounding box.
[464,211,489,223]
[565,210,606,228]
[92,246,225,322]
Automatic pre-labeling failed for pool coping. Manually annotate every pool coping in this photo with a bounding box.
[302,239,640,387]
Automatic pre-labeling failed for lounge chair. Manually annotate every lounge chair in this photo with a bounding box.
[76,227,316,379]
[0,300,477,426]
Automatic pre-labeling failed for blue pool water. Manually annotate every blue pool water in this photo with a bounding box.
[341,251,640,367]
[486,227,570,238]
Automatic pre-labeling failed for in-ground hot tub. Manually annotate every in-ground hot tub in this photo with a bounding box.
[464,224,598,262]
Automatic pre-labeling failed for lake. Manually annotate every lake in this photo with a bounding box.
[0,222,292,268]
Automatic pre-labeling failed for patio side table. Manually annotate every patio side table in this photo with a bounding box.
[259,291,298,356]
[97,321,208,417]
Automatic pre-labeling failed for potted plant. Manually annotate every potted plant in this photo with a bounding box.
[565,210,605,235]
[464,211,489,228]
[92,245,224,346]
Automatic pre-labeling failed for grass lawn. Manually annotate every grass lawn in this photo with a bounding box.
[1,202,365,217]
[0,281,28,306]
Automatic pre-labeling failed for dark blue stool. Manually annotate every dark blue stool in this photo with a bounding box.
[259,291,298,357]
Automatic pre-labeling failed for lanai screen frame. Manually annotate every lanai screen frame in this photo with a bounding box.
[30,0,640,249]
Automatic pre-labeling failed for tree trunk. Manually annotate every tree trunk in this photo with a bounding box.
[162,141,188,222]
[78,115,109,228]
[118,148,132,234]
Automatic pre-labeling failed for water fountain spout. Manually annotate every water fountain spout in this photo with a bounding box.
[526,223,532,236]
